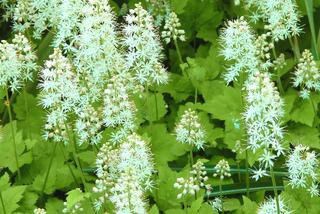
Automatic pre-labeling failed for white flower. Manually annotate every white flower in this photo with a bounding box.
[162,11,185,44]
[74,104,103,145]
[251,168,269,181]
[38,48,80,143]
[213,159,231,180]
[0,33,37,91]
[174,160,209,199]
[243,72,285,169]
[292,49,320,99]
[175,108,206,149]
[210,198,222,212]
[220,17,263,83]
[258,196,292,214]
[286,144,319,197]
[72,0,124,101]
[103,74,136,134]
[244,0,301,41]
[122,3,168,86]
[93,133,154,211]
[34,208,46,214]
[110,169,147,214]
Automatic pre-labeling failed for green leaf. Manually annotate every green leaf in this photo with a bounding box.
[1,185,26,213]
[282,184,320,214]
[189,197,203,213]
[283,89,298,122]
[46,198,64,214]
[290,98,315,126]
[135,92,167,122]
[223,198,241,211]
[165,209,185,214]
[241,196,258,214]
[149,205,160,214]
[198,203,216,214]
[65,188,90,210]
[0,122,33,172]
[200,85,242,121]
[13,92,45,138]
[143,124,189,165]
[171,0,188,14]
[286,124,320,149]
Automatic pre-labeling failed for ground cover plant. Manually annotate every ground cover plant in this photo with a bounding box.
[0,0,320,213]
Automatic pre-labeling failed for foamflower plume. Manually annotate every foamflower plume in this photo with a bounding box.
[93,133,154,212]
[0,33,37,91]
[293,49,320,99]
[243,72,285,170]
[175,108,206,150]
[220,17,262,83]
[286,144,319,197]
[244,0,301,41]
[257,196,292,214]
[38,48,80,143]
[122,3,168,86]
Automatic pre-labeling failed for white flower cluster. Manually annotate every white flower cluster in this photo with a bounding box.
[210,198,222,212]
[257,196,291,214]
[33,208,46,214]
[293,49,320,99]
[220,17,261,83]
[74,104,103,145]
[110,169,147,214]
[244,72,285,170]
[93,133,154,212]
[146,0,170,26]
[123,3,168,86]
[38,48,80,143]
[254,32,274,70]
[245,0,301,41]
[162,12,185,44]
[175,108,206,149]
[174,160,209,199]
[72,0,123,101]
[286,144,319,197]
[213,159,232,180]
[1,0,60,38]
[103,75,136,136]
[62,201,83,214]
[0,33,37,91]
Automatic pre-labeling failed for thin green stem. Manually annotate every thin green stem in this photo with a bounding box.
[194,88,198,104]
[189,147,194,167]
[0,191,6,214]
[208,185,284,197]
[174,38,189,78]
[293,35,301,59]
[5,88,21,180]
[219,180,224,214]
[153,86,159,121]
[237,162,241,182]
[23,87,31,138]
[304,0,319,59]
[58,143,79,186]
[41,142,58,194]
[82,166,289,177]
[272,47,285,95]
[184,201,188,214]
[64,122,88,192]
[288,36,300,60]
[310,95,318,128]
[270,167,280,214]
[174,38,183,65]
[245,150,250,197]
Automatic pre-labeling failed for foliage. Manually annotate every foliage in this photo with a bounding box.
[0,0,320,213]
